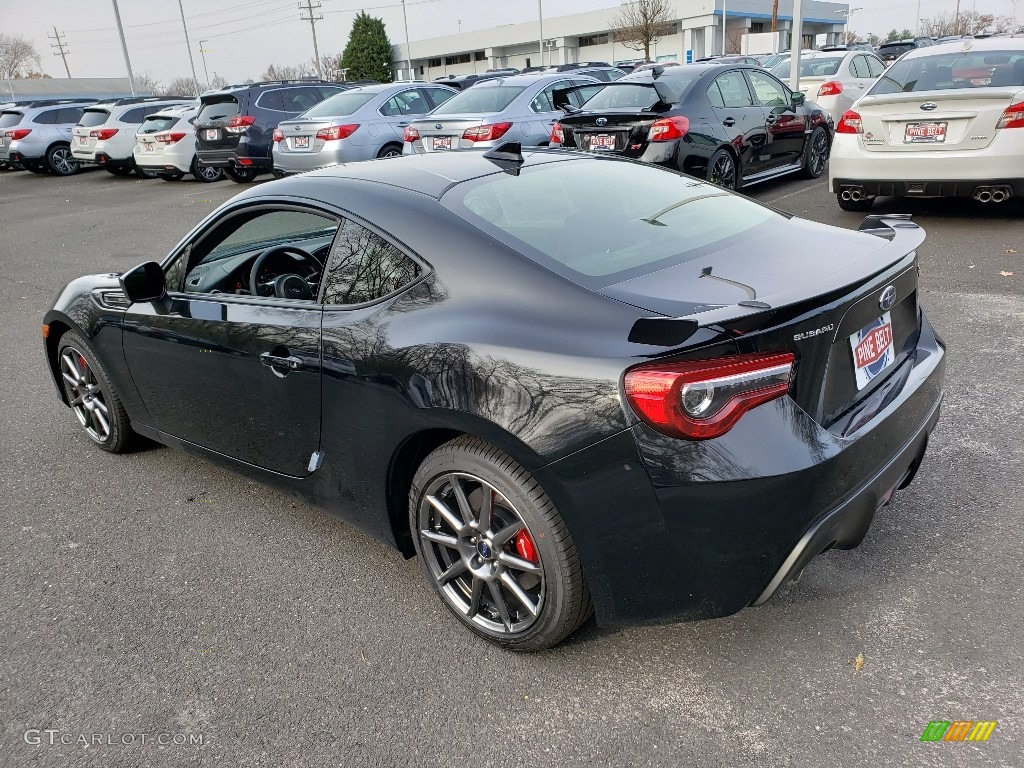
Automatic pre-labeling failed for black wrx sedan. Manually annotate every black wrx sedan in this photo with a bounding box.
[43,147,945,650]
[551,63,833,189]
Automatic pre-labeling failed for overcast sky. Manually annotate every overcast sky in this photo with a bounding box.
[7,0,1022,84]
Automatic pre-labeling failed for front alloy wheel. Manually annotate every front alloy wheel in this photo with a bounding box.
[411,437,592,650]
[57,331,135,453]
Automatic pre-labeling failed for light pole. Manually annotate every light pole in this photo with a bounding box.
[401,0,413,81]
[110,0,136,96]
[198,39,211,88]
[538,0,544,67]
[176,0,200,94]
[834,7,862,44]
[722,0,728,55]
[790,0,804,91]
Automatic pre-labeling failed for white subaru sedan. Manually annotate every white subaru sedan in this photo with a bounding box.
[769,50,886,124]
[829,37,1024,211]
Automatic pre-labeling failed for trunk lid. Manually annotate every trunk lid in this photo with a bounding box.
[194,94,242,150]
[559,109,660,155]
[856,89,1021,152]
[412,113,487,151]
[275,118,339,153]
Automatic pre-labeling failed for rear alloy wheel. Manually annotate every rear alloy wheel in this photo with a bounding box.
[707,148,738,190]
[411,436,592,650]
[376,144,403,159]
[157,171,185,181]
[105,165,134,177]
[837,192,875,212]
[57,331,135,453]
[190,157,224,183]
[224,165,257,183]
[799,125,830,179]
[47,145,79,176]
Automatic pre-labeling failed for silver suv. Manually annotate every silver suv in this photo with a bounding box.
[1,100,98,175]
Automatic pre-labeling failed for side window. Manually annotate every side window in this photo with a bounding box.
[396,89,429,115]
[322,220,421,305]
[850,56,868,79]
[119,107,151,124]
[570,84,604,107]
[710,72,754,108]
[423,88,455,109]
[379,97,402,117]
[605,69,624,81]
[588,70,612,82]
[866,56,886,77]
[531,80,571,113]
[746,71,789,107]
[286,87,321,113]
[34,110,59,125]
[256,89,285,111]
[318,86,344,99]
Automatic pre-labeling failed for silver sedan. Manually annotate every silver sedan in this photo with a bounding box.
[403,73,600,153]
[272,82,457,174]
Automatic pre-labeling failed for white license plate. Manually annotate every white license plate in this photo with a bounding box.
[850,312,895,389]
[904,122,946,143]
[590,134,616,150]
[77,136,88,145]
[205,129,219,140]
[432,136,452,150]
[143,142,154,152]
[294,136,309,149]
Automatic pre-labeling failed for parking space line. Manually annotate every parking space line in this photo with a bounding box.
[763,178,828,205]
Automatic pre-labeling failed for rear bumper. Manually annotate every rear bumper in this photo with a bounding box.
[538,313,946,627]
[832,177,1024,198]
[196,147,272,169]
[134,146,192,174]
[74,151,133,169]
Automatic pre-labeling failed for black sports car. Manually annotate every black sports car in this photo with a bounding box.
[43,145,945,650]
[550,63,833,190]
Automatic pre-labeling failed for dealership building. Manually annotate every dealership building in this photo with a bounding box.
[393,0,851,80]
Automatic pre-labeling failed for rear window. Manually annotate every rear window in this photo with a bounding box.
[878,43,914,59]
[771,56,845,78]
[0,111,23,128]
[445,160,775,285]
[869,50,1024,94]
[139,114,179,133]
[431,84,526,114]
[78,109,111,127]
[197,97,239,122]
[302,90,375,118]
[581,79,692,109]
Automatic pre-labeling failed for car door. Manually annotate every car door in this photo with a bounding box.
[378,88,431,142]
[847,55,874,108]
[705,70,770,177]
[121,205,335,477]
[422,87,456,111]
[526,78,578,143]
[745,69,807,169]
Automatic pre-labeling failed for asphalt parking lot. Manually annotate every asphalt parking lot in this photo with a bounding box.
[1,165,1022,768]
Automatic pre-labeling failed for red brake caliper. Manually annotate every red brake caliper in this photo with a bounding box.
[513,529,538,563]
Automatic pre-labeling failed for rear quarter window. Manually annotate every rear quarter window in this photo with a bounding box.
[78,109,111,127]
[197,97,239,122]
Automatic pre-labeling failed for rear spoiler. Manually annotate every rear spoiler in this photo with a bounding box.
[552,81,674,113]
[627,215,925,346]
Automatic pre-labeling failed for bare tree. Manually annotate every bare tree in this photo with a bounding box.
[163,77,200,97]
[261,61,314,81]
[610,0,674,62]
[209,73,229,89]
[921,10,1017,36]
[134,71,162,94]
[0,34,42,80]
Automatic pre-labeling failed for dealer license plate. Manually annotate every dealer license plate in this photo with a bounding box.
[142,142,154,152]
[589,134,616,150]
[850,312,895,390]
[77,136,87,145]
[294,136,309,149]
[205,129,219,140]
[432,136,452,150]
[904,122,946,143]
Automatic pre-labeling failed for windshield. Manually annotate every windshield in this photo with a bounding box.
[302,90,375,118]
[581,78,693,109]
[78,109,111,127]
[431,84,526,115]
[0,111,22,128]
[139,115,179,133]
[869,49,1024,93]
[197,97,239,122]
[878,43,914,59]
[771,56,845,78]
[445,160,775,285]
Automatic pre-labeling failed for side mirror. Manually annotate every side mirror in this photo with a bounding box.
[791,91,806,107]
[119,261,167,304]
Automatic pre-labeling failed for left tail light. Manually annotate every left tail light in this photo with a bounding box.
[836,110,863,134]
[272,128,284,142]
[462,122,513,142]
[550,122,564,144]
[624,353,795,440]
[90,128,118,140]
[649,116,689,142]
[817,81,843,97]
[154,132,186,144]
[316,124,359,141]
[996,102,1024,129]
[403,125,420,142]
[7,128,31,140]
[225,115,255,134]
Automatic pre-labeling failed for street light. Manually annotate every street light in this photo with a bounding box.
[198,39,211,88]
[834,7,862,44]
[401,0,413,81]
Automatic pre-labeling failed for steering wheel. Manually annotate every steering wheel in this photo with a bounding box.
[249,245,324,300]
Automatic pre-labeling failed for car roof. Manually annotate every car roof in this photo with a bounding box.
[905,36,1024,58]
[473,73,597,87]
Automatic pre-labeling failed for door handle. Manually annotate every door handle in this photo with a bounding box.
[260,352,303,372]
[397,122,409,127]
[722,117,736,127]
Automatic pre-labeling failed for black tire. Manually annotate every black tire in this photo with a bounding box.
[105,165,134,177]
[190,156,224,183]
[135,164,159,179]
[157,171,185,181]
[271,168,286,179]
[23,159,48,174]
[410,436,592,651]
[224,165,257,183]
[706,147,738,190]
[799,125,830,179]
[837,192,875,211]
[0,160,10,171]
[46,144,79,176]
[56,331,136,453]
[376,143,403,159]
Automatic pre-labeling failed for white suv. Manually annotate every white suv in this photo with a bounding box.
[830,37,1024,211]
[72,96,192,178]
[134,103,224,183]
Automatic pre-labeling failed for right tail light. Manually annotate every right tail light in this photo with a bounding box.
[403,125,420,142]
[997,102,1024,129]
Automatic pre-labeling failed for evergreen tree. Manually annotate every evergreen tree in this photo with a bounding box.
[341,13,394,83]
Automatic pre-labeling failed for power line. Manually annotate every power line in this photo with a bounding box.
[48,26,71,78]
[298,0,325,78]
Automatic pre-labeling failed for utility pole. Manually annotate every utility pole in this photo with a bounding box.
[110,0,136,96]
[176,0,201,94]
[198,40,211,88]
[299,0,324,79]
[401,0,413,81]
[49,27,72,78]
[538,0,545,67]
[789,0,804,91]
[722,0,728,55]
[954,0,962,35]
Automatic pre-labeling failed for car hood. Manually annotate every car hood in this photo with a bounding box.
[598,215,924,319]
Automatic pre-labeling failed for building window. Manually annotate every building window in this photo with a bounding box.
[475,51,486,61]
[428,58,442,68]
[579,33,609,47]
[444,53,471,66]
[750,22,764,33]
[525,58,531,67]
[419,65,424,75]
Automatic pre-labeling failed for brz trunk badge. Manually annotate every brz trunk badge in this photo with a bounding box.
[920,102,938,111]
[879,285,897,311]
